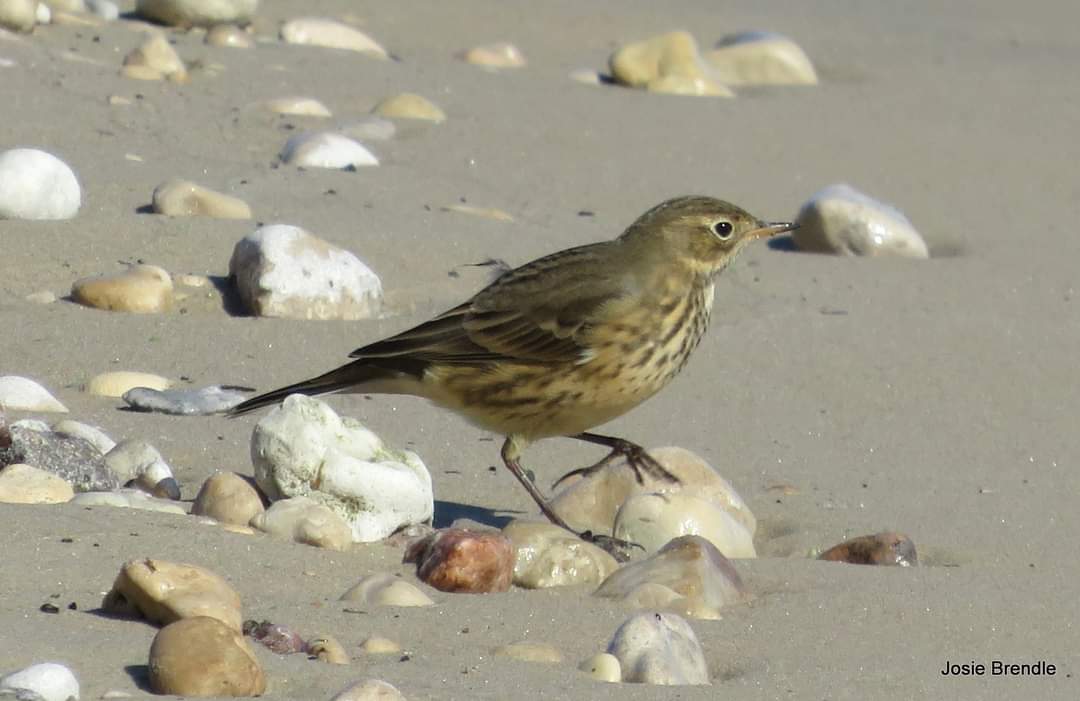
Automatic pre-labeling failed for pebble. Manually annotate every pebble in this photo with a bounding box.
[250,395,431,540]
[0,662,80,701]
[569,68,603,85]
[706,31,818,86]
[152,178,252,219]
[613,492,757,558]
[35,1,49,24]
[0,0,36,32]
[404,528,514,594]
[70,488,187,513]
[103,439,179,499]
[609,31,732,96]
[280,17,388,58]
[594,536,748,620]
[205,24,252,48]
[372,93,445,123]
[552,445,756,537]
[265,96,331,117]
[102,558,243,631]
[461,41,525,68]
[358,635,401,654]
[793,184,929,258]
[46,0,86,12]
[1,423,119,491]
[819,532,918,566]
[0,376,68,412]
[245,620,306,654]
[0,463,75,503]
[307,634,349,664]
[122,385,249,415]
[249,495,353,550]
[280,131,378,169]
[0,148,81,220]
[494,641,562,664]
[578,653,621,683]
[330,679,406,701]
[191,472,265,526]
[85,0,118,21]
[135,0,257,27]
[339,572,435,607]
[25,290,57,304]
[502,520,618,588]
[606,611,709,685]
[121,33,188,82]
[442,204,513,222]
[149,617,266,697]
[51,419,115,454]
[339,116,396,142]
[71,264,174,314]
[86,371,171,398]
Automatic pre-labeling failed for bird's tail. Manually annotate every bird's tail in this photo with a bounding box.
[227,362,398,417]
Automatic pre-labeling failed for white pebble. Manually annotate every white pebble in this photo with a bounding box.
[706,31,818,86]
[578,652,621,683]
[51,419,116,454]
[70,488,187,514]
[135,0,257,27]
[0,149,80,220]
[0,376,68,412]
[265,96,331,117]
[86,371,171,398]
[613,492,756,558]
[280,17,388,58]
[0,0,37,32]
[85,0,117,20]
[339,572,435,607]
[607,612,709,685]
[330,679,405,701]
[35,1,50,25]
[794,184,929,258]
[280,131,378,169]
[103,440,177,498]
[0,662,80,701]
[249,495,353,550]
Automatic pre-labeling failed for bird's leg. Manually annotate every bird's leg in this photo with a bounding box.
[500,437,639,562]
[552,432,680,490]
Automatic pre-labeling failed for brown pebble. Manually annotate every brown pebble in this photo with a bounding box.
[818,532,917,566]
[149,616,266,697]
[404,528,513,593]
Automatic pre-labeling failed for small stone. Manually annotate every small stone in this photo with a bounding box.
[245,620,305,654]
[307,634,349,664]
[121,33,187,82]
[249,495,353,550]
[108,94,132,106]
[594,536,748,620]
[191,472,265,526]
[0,463,74,503]
[441,204,513,222]
[103,558,243,631]
[121,385,249,415]
[0,376,68,412]
[404,528,514,594]
[502,520,618,588]
[45,0,86,12]
[461,41,525,68]
[51,419,115,454]
[606,611,708,685]
[149,616,266,697]
[280,17,388,58]
[249,395,430,539]
[494,641,562,664]
[205,24,252,48]
[330,679,405,701]
[103,439,178,499]
[71,488,187,513]
[1,423,118,491]
[71,264,174,314]
[0,148,81,220]
[706,31,817,86]
[135,0,257,27]
[25,290,57,304]
[793,184,929,258]
[579,652,621,683]
[280,131,378,169]
[0,662,80,701]
[819,532,918,566]
[85,0,118,20]
[569,68,602,85]
[609,31,732,97]
[152,178,251,219]
[339,572,435,607]
[0,0,36,32]
[372,93,445,123]
[86,371,171,398]
[358,635,401,654]
[265,96,331,117]
[613,493,757,558]
[35,1,50,24]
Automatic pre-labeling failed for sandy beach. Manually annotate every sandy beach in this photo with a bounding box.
[2,0,1079,698]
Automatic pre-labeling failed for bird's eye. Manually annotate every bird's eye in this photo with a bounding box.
[712,221,733,239]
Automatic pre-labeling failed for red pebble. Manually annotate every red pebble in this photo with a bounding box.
[404,528,514,593]
[818,532,917,566]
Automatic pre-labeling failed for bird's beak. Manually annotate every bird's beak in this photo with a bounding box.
[749,221,799,239]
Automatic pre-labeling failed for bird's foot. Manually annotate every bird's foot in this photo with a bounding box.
[552,438,679,491]
[579,530,643,563]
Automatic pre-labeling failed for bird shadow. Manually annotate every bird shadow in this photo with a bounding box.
[766,235,799,252]
[433,500,517,529]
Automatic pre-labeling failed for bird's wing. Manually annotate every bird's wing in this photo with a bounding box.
[350,242,625,366]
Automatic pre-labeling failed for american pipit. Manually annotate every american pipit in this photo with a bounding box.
[230,196,793,552]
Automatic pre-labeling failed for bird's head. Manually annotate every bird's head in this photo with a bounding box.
[621,195,795,277]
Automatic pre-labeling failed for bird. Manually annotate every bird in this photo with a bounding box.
[229,196,794,554]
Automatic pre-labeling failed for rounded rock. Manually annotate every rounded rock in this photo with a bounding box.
[609,31,731,97]
[404,528,514,594]
[372,93,445,123]
[359,636,401,654]
[819,531,918,566]
[330,679,405,701]
[71,264,173,314]
[280,17,388,58]
[606,611,709,685]
[191,471,265,526]
[265,96,331,117]
[280,131,378,169]
[85,0,119,20]
[502,520,618,588]
[0,148,81,220]
[339,572,435,607]
[135,0,257,27]
[102,558,243,631]
[0,463,75,504]
[51,419,116,454]
[0,662,80,701]
[579,652,621,683]
[793,184,929,258]
[148,616,266,697]
[121,33,187,82]
[706,31,818,86]
[308,634,349,664]
[152,178,252,219]
[613,492,757,558]
[70,488,187,513]
[0,376,68,412]
[86,371,171,398]
[249,495,353,550]
[0,0,37,32]
[205,23,252,48]
[461,41,525,68]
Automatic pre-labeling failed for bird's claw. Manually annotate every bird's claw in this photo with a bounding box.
[579,531,643,563]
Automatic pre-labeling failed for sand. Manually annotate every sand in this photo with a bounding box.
[2,0,1078,698]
